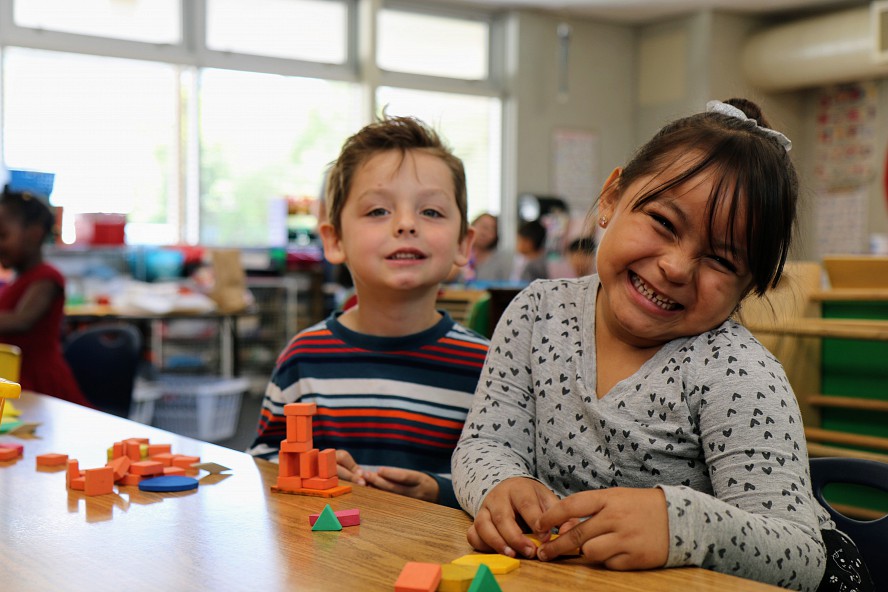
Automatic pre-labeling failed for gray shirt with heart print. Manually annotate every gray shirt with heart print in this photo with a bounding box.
[452,275,834,591]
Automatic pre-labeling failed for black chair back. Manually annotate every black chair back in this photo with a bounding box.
[64,324,142,418]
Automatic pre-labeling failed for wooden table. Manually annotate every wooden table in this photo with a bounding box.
[0,394,781,592]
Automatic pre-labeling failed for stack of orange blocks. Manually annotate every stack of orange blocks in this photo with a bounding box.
[272,402,351,497]
[63,438,201,496]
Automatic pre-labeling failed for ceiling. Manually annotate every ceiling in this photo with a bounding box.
[418,0,870,23]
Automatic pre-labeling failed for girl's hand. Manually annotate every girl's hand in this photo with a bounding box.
[468,477,563,559]
[335,450,367,486]
[534,487,669,570]
[361,467,439,503]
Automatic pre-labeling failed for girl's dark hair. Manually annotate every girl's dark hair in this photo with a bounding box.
[471,212,499,249]
[0,185,56,239]
[612,98,797,296]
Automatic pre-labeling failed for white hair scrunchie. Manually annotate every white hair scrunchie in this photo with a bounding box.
[705,100,792,153]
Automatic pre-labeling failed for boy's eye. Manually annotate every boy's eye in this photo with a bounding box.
[367,208,388,217]
[421,208,444,218]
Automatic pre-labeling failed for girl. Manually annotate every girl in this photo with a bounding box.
[0,187,91,407]
[464,212,512,284]
[451,99,872,591]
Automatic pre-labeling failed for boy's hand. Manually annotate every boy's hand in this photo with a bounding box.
[533,487,669,570]
[361,467,439,503]
[468,477,562,559]
[335,450,367,486]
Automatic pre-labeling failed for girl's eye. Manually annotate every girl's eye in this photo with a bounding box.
[649,212,674,233]
[710,255,738,273]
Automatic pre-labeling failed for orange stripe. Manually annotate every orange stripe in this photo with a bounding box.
[322,407,464,430]
[440,337,489,351]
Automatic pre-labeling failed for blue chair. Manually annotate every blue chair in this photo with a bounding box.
[64,324,142,418]
[810,457,888,591]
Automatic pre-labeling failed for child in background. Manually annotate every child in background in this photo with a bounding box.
[0,187,91,407]
[452,99,872,591]
[514,219,548,282]
[463,213,512,284]
[565,236,597,278]
[249,115,489,507]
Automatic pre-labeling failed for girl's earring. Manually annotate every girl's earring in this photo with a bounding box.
[599,216,608,227]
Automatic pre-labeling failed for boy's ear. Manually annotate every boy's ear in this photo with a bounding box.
[452,226,475,268]
[598,167,622,222]
[318,222,346,265]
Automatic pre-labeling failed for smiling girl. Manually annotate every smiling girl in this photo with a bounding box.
[451,99,872,591]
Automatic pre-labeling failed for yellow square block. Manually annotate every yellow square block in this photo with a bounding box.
[438,563,478,592]
[451,553,519,574]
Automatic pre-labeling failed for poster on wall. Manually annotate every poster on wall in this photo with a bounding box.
[552,128,599,216]
[816,187,868,256]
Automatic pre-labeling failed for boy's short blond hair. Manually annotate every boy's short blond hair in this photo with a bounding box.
[324,115,469,239]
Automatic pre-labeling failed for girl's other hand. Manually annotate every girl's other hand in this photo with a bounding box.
[468,477,562,559]
[335,449,367,486]
[534,487,669,570]
[362,467,439,503]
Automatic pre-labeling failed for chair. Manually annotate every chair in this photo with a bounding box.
[810,457,888,590]
[63,324,142,418]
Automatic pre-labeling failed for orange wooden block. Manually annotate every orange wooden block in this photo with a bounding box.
[286,415,311,442]
[127,437,150,443]
[394,562,442,592]
[66,459,81,488]
[124,440,143,461]
[163,466,186,476]
[130,460,164,476]
[275,475,303,490]
[302,476,338,490]
[279,450,299,477]
[171,455,200,469]
[70,476,85,490]
[0,447,20,461]
[150,452,175,467]
[111,441,125,459]
[118,473,143,486]
[283,402,317,416]
[270,483,352,498]
[106,456,132,481]
[84,467,114,496]
[36,453,68,467]
[298,449,319,479]
[280,439,313,454]
[147,444,172,456]
[318,448,337,479]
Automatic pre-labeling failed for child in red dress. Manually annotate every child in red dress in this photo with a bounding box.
[0,186,91,406]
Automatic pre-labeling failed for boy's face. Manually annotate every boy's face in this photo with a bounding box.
[320,149,472,295]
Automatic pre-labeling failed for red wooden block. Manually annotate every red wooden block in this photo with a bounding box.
[36,453,68,467]
[283,402,317,416]
[147,444,172,456]
[163,466,186,476]
[67,459,81,488]
[308,508,360,527]
[286,415,311,442]
[106,456,131,481]
[171,455,200,469]
[150,452,175,467]
[275,476,303,490]
[302,476,338,490]
[298,449,319,479]
[317,448,336,479]
[118,473,143,486]
[130,460,164,476]
[70,476,85,490]
[394,562,441,592]
[0,447,19,461]
[0,442,24,455]
[279,450,299,477]
[280,439,313,454]
[84,467,114,496]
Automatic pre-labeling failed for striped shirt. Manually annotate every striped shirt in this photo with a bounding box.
[248,311,489,507]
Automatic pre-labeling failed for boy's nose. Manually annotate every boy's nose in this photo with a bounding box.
[395,215,417,235]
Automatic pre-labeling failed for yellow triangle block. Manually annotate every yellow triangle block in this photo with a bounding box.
[451,554,520,574]
[439,563,478,592]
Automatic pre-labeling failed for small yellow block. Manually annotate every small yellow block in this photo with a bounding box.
[0,378,21,399]
[438,563,478,592]
[526,533,581,556]
[451,554,520,575]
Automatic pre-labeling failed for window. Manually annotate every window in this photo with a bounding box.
[14,0,181,44]
[3,48,180,244]
[199,68,361,246]
[377,8,489,80]
[206,0,349,64]
[376,87,501,219]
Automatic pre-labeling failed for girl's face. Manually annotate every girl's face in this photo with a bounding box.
[0,206,29,270]
[595,161,753,349]
[471,214,498,251]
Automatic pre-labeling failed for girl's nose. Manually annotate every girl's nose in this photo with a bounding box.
[659,249,694,284]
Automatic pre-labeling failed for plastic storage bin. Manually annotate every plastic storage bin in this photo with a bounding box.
[128,379,163,426]
[151,375,249,442]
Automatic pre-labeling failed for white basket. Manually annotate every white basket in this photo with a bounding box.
[128,379,163,425]
[151,375,249,442]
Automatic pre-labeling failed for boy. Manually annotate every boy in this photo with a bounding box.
[248,116,489,507]
[514,219,548,282]
[565,235,596,277]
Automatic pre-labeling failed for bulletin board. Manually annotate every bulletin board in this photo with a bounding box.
[552,128,599,215]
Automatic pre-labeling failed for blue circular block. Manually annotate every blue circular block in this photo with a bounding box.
[138,476,199,492]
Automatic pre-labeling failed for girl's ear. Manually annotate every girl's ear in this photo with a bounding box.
[598,167,622,223]
[318,222,346,265]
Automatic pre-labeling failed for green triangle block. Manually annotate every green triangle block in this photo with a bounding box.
[311,504,342,531]
[467,564,501,592]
